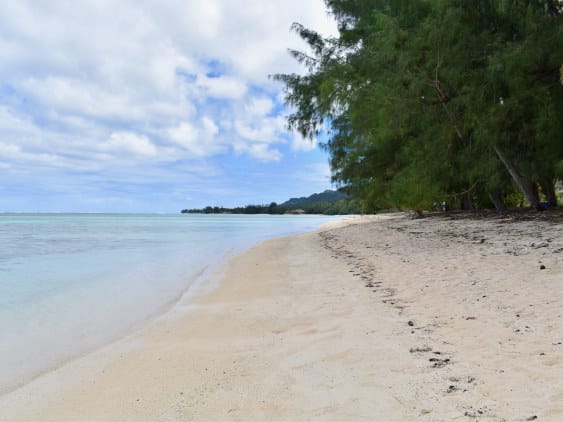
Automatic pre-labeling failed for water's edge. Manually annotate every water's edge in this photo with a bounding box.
[0,215,343,395]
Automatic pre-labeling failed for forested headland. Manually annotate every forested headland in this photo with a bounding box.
[274,0,562,215]
[181,190,362,215]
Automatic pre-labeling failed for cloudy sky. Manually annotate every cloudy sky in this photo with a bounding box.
[0,1,337,212]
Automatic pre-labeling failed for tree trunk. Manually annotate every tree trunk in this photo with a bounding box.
[540,177,558,207]
[460,193,474,211]
[529,181,540,206]
[489,190,507,214]
[494,145,540,210]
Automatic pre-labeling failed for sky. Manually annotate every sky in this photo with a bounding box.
[0,1,338,213]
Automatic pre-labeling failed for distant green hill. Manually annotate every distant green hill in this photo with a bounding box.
[281,190,349,208]
[181,190,361,215]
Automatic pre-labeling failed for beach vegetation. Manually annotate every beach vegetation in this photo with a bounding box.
[181,190,362,215]
[274,0,563,214]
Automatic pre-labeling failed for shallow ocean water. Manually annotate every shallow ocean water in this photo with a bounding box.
[0,213,339,392]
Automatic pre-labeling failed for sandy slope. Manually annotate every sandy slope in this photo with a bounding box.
[1,212,562,421]
[320,212,563,421]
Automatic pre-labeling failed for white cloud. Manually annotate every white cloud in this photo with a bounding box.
[0,106,33,132]
[0,142,65,168]
[234,116,285,144]
[234,143,282,162]
[291,133,317,152]
[197,75,247,100]
[0,0,338,209]
[231,97,286,144]
[166,117,221,157]
[102,132,157,157]
[245,97,274,117]
[168,122,197,146]
[20,77,148,122]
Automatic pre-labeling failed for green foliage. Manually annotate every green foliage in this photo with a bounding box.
[282,190,349,207]
[181,190,362,215]
[274,0,563,212]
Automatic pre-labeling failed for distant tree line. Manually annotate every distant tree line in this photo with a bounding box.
[181,199,362,215]
[274,0,563,215]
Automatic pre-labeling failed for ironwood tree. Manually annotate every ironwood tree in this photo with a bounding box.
[275,0,563,213]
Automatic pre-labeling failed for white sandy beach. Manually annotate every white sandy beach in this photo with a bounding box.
[1,212,562,421]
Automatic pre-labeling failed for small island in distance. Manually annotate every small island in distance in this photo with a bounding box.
[181,190,362,215]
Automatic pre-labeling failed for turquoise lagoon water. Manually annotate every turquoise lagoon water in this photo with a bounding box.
[0,213,339,392]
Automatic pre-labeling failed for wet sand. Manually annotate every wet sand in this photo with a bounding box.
[1,212,562,421]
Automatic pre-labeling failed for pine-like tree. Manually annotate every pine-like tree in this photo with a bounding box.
[275,0,562,212]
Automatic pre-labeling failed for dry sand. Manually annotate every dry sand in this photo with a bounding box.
[1,212,562,421]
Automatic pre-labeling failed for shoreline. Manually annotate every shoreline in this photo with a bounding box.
[0,214,343,397]
[0,215,360,419]
[2,213,562,420]
[0,264,213,398]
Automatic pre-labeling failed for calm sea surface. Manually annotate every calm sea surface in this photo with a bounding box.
[0,213,339,392]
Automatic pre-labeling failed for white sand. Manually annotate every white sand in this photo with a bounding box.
[1,212,562,421]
